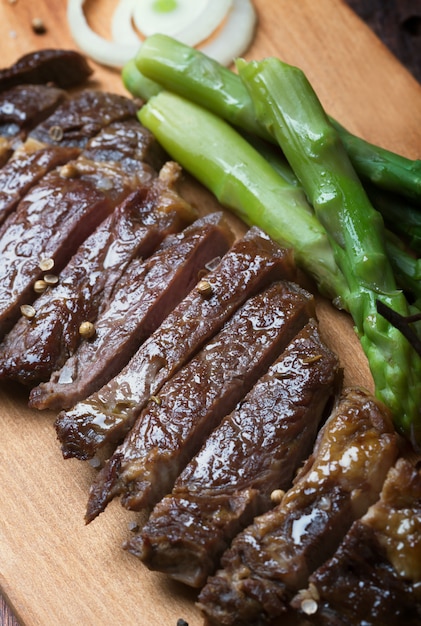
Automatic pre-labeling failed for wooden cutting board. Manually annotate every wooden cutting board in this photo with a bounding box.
[1,2,420,625]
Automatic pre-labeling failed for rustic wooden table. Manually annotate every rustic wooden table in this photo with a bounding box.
[1,0,420,624]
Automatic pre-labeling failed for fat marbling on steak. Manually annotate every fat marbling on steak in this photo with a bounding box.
[198,387,399,626]
[291,457,421,626]
[85,279,316,522]
[0,165,195,385]
[29,212,233,411]
[54,227,297,461]
[128,319,341,588]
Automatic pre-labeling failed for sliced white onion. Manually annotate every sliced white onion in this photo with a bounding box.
[133,0,233,48]
[111,0,140,47]
[200,0,257,67]
[67,0,139,68]
[67,0,257,69]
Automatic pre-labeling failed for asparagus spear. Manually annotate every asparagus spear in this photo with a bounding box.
[130,34,421,203]
[138,91,346,302]
[385,236,421,308]
[236,57,421,442]
[366,184,421,254]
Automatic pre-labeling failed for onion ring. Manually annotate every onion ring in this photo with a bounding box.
[67,0,257,68]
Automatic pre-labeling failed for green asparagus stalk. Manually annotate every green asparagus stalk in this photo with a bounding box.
[331,120,421,203]
[131,34,421,203]
[138,90,347,303]
[122,59,162,100]
[385,235,421,308]
[366,184,421,254]
[237,56,421,442]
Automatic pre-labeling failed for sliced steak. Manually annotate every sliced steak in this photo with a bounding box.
[0,144,80,225]
[291,457,421,626]
[54,227,296,462]
[198,388,399,626]
[0,110,164,226]
[0,84,65,140]
[82,118,167,174]
[0,170,194,385]
[0,156,135,340]
[85,280,316,523]
[0,49,93,91]
[128,319,340,588]
[29,90,138,149]
[0,84,66,165]
[29,212,233,411]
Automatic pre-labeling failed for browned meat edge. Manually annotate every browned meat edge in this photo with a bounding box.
[0,171,194,385]
[0,84,65,141]
[29,90,138,149]
[0,145,81,226]
[0,159,136,340]
[29,212,234,411]
[198,387,399,626]
[291,457,421,626]
[82,118,168,174]
[128,319,341,588]
[85,279,316,523]
[0,49,93,91]
[54,227,296,461]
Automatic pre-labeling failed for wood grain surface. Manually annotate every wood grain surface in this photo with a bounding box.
[1,1,421,625]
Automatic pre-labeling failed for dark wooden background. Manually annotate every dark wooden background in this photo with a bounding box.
[1,1,420,625]
[346,0,421,83]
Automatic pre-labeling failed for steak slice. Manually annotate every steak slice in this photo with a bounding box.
[29,212,233,411]
[0,169,194,385]
[291,457,421,626]
[0,49,93,91]
[0,84,66,166]
[85,280,316,523]
[0,144,80,225]
[54,227,296,462]
[127,319,340,588]
[0,112,164,226]
[29,90,138,149]
[0,157,135,340]
[198,387,399,626]
[82,118,167,174]
[0,84,65,140]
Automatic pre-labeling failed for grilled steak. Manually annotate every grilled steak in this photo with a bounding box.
[0,106,165,226]
[82,118,167,174]
[29,212,233,411]
[0,155,137,340]
[29,90,138,149]
[85,280,316,523]
[0,144,80,225]
[291,457,421,626]
[0,84,65,139]
[54,227,296,461]
[0,84,66,164]
[127,319,340,588]
[0,49,93,91]
[0,168,194,385]
[198,387,399,626]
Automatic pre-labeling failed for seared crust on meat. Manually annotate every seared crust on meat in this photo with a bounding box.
[30,212,233,410]
[198,388,399,626]
[53,227,296,461]
[291,457,421,625]
[127,319,340,588]
[0,176,192,385]
[85,279,316,522]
